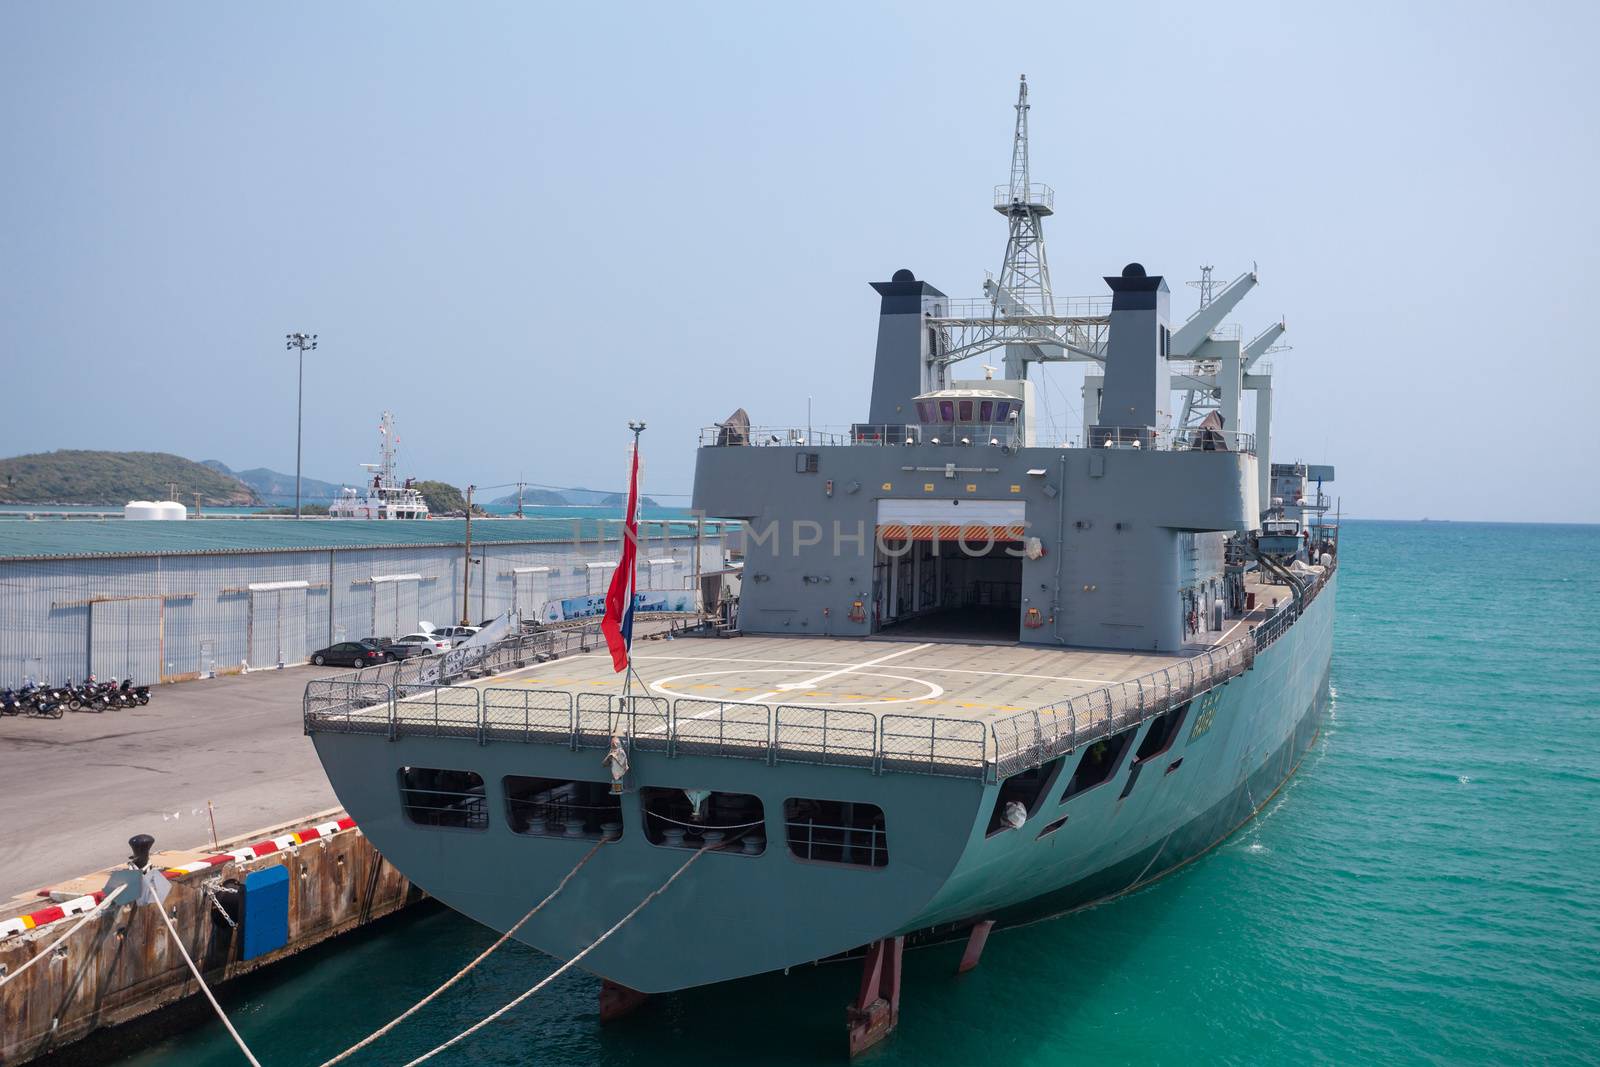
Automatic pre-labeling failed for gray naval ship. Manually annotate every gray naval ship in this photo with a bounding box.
[305,76,1339,1055]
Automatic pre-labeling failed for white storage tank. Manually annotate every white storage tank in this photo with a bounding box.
[124,500,188,520]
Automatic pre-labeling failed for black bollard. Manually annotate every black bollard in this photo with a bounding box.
[128,834,155,870]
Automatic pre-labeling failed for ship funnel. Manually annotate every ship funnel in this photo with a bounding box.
[866,270,945,426]
[1092,262,1170,443]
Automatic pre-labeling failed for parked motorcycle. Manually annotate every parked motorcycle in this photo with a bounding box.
[10,682,63,718]
[98,677,131,709]
[66,678,107,712]
[119,678,151,706]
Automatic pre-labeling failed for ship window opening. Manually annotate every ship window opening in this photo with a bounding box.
[1133,702,1190,765]
[1036,815,1068,840]
[939,400,956,422]
[783,798,888,867]
[641,788,765,855]
[503,776,622,839]
[916,401,933,423]
[1060,730,1136,802]
[979,400,994,422]
[986,757,1065,836]
[398,767,487,831]
[958,400,974,421]
[995,401,1011,422]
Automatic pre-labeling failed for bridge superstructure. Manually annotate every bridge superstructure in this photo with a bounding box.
[906,77,1293,512]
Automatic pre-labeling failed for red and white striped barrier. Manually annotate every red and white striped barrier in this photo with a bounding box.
[0,815,359,941]
[157,816,357,877]
[0,890,110,939]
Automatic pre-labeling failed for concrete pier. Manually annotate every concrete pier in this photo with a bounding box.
[0,810,416,1065]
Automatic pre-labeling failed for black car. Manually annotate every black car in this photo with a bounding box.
[371,638,426,661]
[357,637,426,661]
[310,641,391,667]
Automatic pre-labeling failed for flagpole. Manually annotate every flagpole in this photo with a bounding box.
[620,421,646,726]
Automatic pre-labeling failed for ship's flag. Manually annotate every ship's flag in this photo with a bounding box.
[601,442,641,672]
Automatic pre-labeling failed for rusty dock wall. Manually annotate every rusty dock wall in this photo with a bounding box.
[0,810,418,1065]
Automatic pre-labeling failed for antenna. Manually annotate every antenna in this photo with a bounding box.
[376,411,399,489]
[1186,265,1219,308]
[991,74,1055,323]
[1178,267,1221,428]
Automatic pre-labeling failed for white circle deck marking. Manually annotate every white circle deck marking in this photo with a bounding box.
[650,668,943,707]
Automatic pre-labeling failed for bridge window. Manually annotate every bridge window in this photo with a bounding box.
[958,400,973,421]
[784,798,888,867]
[994,401,1011,422]
[1061,730,1136,802]
[916,401,933,422]
[504,776,622,839]
[641,788,765,854]
[398,767,487,831]
[939,399,955,422]
[979,400,994,422]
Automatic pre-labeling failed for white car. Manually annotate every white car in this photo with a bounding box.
[391,632,452,656]
[429,625,481,646]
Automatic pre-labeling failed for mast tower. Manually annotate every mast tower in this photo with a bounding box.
[986,74,1057,379]
[989,75,1056,320]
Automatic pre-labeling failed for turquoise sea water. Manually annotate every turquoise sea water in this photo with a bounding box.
[111,521,1600,1066]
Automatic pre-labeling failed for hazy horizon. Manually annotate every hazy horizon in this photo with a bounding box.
[2,2,1595,524]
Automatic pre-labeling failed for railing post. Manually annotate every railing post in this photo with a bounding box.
[986,724,999,785]
[767,704,777,768]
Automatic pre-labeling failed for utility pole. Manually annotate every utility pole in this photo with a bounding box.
[284,333,318,519]
[517,479,525,519]
[460,485,475,626]
[193,492,202,517]
[167,481,178,502]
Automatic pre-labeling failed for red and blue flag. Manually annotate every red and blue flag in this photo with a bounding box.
[601,443,641,672]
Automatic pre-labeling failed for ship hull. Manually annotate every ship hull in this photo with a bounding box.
[311,573,1335,993]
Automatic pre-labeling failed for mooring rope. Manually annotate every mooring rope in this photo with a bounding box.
[147,872,263,1067]
[0,884,125,989]
[400,844,711,1067]
[317,838,609,1067]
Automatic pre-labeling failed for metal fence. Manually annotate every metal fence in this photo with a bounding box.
[306,566,1334,782]
[701,423,1254,454]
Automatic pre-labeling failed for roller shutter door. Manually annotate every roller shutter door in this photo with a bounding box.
[875,499,1026,542]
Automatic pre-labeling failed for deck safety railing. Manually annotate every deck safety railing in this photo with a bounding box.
[306,565,1334,781]
[702,424,1254,454]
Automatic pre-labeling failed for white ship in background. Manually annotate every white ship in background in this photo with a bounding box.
[328,411,430,520]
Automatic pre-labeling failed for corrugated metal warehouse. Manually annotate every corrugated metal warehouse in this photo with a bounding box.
[0,518,722,686]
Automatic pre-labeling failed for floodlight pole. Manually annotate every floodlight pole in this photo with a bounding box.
[285,333,318,518]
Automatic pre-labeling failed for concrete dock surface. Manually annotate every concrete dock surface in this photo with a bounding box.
[0,664,344,901]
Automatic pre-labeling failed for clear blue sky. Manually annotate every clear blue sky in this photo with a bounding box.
[2,2,1594,521]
